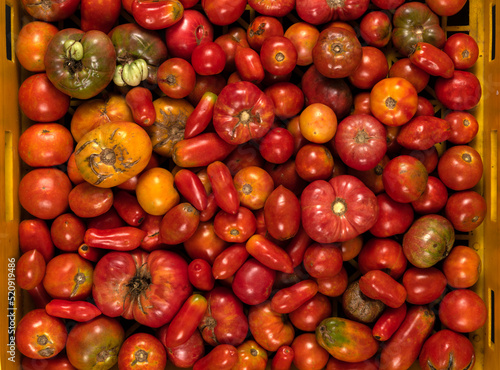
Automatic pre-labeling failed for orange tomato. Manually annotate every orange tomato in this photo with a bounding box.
[70,93,133,143]
[136,168,180,216]
[146,97,194,157]
[370,77,418,127]
[74,121,152,188]
[233,166,275,210]
[299,103,337,144]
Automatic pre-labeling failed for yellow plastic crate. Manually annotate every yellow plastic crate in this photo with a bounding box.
[0,0,499,369]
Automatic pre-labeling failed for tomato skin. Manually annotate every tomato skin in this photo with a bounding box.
[296,0,370,24]
[419,329,475,370]
[202,0,246,26]
[370,77,418,127]
[81,0,121,34]
[300,103,338,144]
[372,304,407,342]
[166,294,208,348]
[313,27,362,79]
[292,333,330,370]
[248,301,295,352]
[301,175,379,243]
[45,299,102,322]
[260,36,298,76]
[348,46,389,90]
[125,87,156,127]
[409,42,455,78]
[19,219,55,262]
[233,166,274,211]
[136,167,180,216]
[19,168,72,220]
[402,267,447,305]
[438,145,483,191]
[271,280,319,314]
[303,242,343,279]
[445,111,479,144]
[15,309,67,360]
[435,70,482,111]
[246,234,294,274]
[288,292,332,332]
[369,192,414,238]
[411,176,448,215]
[233,259,276,305]
[284,22,319,66]
[188,259,215,291]
[50,213,86,252]
[184,221,229,264]
[173,132,237,168]
[233,340,268,370]
[247,15,284,53]
[380,305,435,370]
[191,41,227,76]
[382,155,428,203]
[426,0,467,16]
[193,344,239,370]
[359,270,407,308]
[66,316,125,370]
[84,227,147,251]
[16,249,46,290]
[439,289,487,333]
[68,183,113,219]
[113,190,147,226]
[334,114,387,171]
[443,245,481,288]
[357,238,407,279]
[271,345,294,370]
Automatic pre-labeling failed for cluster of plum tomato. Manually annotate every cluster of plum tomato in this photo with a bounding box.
[14,0,488,369]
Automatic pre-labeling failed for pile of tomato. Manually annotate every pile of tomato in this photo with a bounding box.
[15,0,488,369]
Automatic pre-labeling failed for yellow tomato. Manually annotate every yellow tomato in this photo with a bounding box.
[136,168,180,216]
[74,121,152,188]
[299,103,338,144]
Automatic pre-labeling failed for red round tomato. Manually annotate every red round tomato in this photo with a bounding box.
[389,58,430,93]
[18,168,72,220]
[284,22,319,66]
[184,221,229,264]
[437,145,483,191]
[191,41,226,75]
[295,144,335,182]
[348,46,389,90]
[234,46,266,84]
[313,27,362,79]
[438,289,487,333]
[68,182,114,219]
[20,0,80,21]
[382,155,428,203]
[118,333,167,370]
[50,213,86,252]
[247,0,295,17]
[201,0,247,25]
[414,96,435,117]
[260,36,298,76]
[358,238,407,279]
[443,245,481,289]
[444,32,479,69]
[18,73,70,122]
[259,127,295,164]
[213,81,275,144]
[291,333,330,370]
[296,0,370,24]
[15,21,59,72]
[233,166,274,210]
[402,267,447,305]
[232,258,276,305]
[425,0,467,16]
[445,111,479,144]
[445,190,486,232]
[214,207,257,243]
[301,175,379,243]
[215,29,249,73]
[16,309,67,360]
[334,114,387,171]
[18,123,74,168]
[435,71,482,111]
[288,293,331,332]
[359,11,392,47]
[264,82,304,119]
[157,58,196,99]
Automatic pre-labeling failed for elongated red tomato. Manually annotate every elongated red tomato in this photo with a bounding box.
[84,227,147,251]
[45,299,102,322]
[271,280,318,314]
[166,294,208,348]
[207,161,240,214]
[246,234,294,273]
[184,91,218,139]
